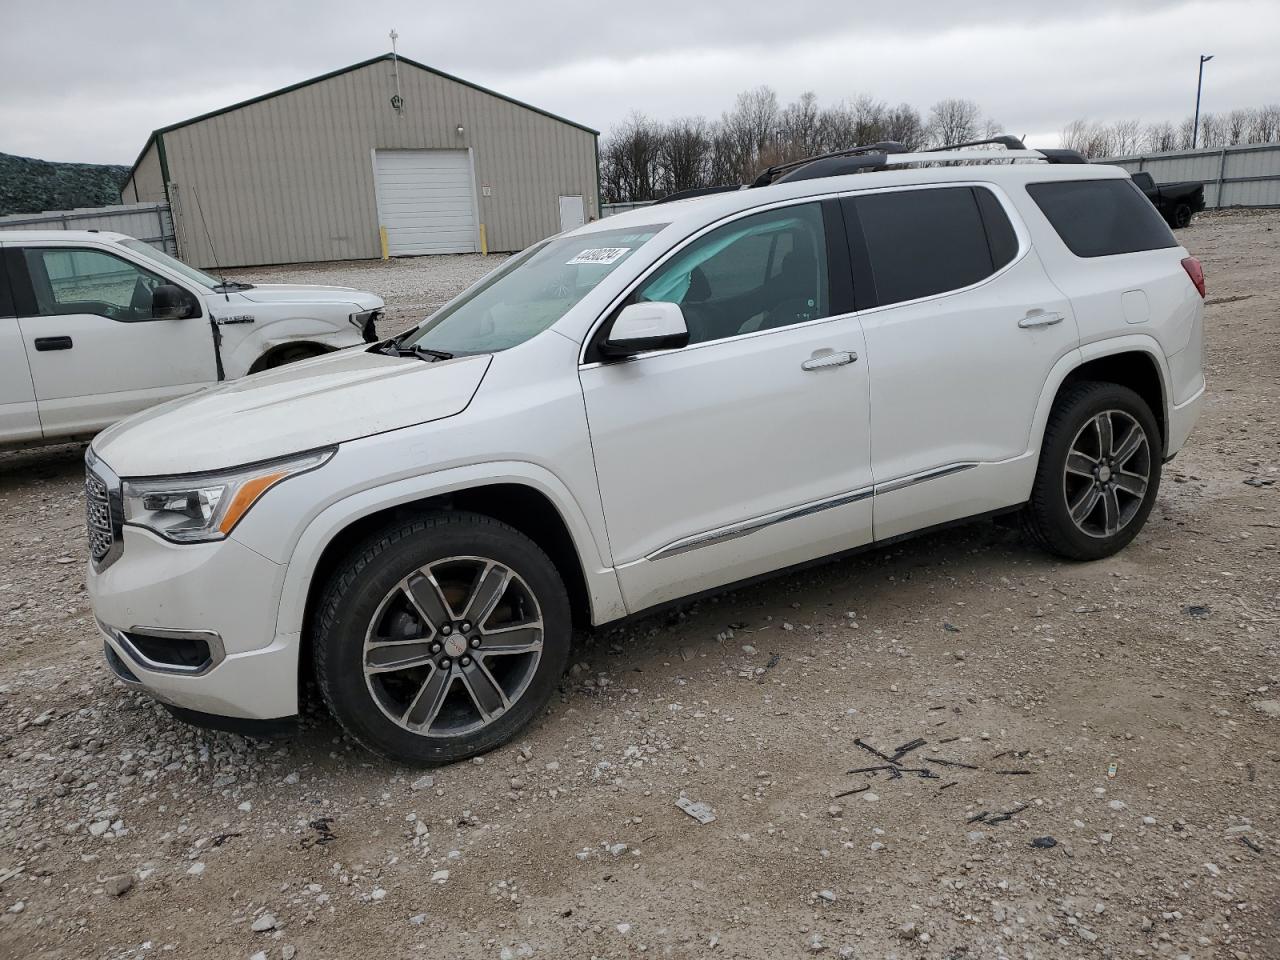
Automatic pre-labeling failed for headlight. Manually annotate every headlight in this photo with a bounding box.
[122,448,335,543]
[351,308,383,343]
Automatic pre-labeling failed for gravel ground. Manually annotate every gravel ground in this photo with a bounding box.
[228,252,511,337]
[2,210,1278,960]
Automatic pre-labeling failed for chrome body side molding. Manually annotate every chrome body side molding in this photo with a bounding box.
[645,462,980,562]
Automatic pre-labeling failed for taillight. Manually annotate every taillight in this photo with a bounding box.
[1181,256,1205,299]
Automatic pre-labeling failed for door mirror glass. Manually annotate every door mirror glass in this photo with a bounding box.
[152,284,198,320]
[601,302,689,359]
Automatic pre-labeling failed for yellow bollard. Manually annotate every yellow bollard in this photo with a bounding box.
[479,223,488,256]
[379,226,389,260]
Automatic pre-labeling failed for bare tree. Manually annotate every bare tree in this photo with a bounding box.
[1144,121,1178,153]
[779,92,823,160]
[883,103,926,150]
[600,112,663,203]
[926,98,982,147]
[1112,118,1144,155]
[657,116,712,196]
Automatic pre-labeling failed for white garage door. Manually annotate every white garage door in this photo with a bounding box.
[373,149,478,256]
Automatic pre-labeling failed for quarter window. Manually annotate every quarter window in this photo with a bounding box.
[1027,179,1176,258]
[20,248,171,322]
[848,186,1017,308]
[632,203,830,345]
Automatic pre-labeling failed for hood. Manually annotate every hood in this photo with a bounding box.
[92,349,491,476]
[237,283,384,308]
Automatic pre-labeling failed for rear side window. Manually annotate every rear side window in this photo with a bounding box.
[848,186,1018,308]
[1027,179,1176,258]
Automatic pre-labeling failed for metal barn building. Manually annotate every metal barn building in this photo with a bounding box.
[121,53,599,267]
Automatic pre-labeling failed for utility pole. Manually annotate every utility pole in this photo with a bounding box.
[1192,54,1213,149]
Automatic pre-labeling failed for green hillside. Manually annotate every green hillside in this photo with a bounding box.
[0,152,129,217]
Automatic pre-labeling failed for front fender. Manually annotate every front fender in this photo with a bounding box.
[262,460,627,642]
[223,319,366,378]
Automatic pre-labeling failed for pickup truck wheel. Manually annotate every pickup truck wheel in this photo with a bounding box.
[1021,382,1162,561]
[312,512,571,765]
[1170,203,1193,229]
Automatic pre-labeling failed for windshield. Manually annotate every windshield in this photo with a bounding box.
[118,239,223,290]
[400,225,667,356]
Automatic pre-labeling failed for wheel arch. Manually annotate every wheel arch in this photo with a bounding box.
[274,463,625,661]
[247,340,335,374]
[1031,338,1172,461]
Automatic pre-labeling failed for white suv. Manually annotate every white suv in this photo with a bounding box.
[0,230,384,448]
[84,140,1205,764]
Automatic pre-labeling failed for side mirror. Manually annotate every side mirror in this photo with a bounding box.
[600,302,690,360]
[152,284,199,320]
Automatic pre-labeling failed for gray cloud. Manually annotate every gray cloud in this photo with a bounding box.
[1,0,1276,163]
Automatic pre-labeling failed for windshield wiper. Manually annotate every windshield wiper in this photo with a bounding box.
[408,345,455,361]
[213,281,253,292]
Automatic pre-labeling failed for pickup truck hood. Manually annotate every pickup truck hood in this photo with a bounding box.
[92,349,491,476]
[237,283,383,308]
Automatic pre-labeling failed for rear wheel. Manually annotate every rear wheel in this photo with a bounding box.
[1170,203,1193,229]
[313,512,571,765]
[1022,382,1162,561]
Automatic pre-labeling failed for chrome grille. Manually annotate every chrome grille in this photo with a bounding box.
[84,450,122,570]
[85,468,113,563]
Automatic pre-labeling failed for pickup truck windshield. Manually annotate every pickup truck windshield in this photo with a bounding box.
[400,224,667,356]
[118,239,223,291]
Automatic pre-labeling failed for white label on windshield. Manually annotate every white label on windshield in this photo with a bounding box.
[568,247,630,265]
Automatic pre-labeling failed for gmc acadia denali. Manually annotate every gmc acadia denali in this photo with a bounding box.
[84,138,1205,764]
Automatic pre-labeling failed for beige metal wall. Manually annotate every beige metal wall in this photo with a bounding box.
[147,59,598,267]
[123,145,166,204]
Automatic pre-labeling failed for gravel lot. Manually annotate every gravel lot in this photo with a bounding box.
[229,252,511,337]
[2,211,1278,960]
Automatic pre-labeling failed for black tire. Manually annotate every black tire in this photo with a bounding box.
[1170,203,1193,229]
[1021,381,1162,561]
[312,511,571,765]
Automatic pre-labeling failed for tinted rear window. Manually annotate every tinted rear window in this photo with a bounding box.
[851,186,1016,307]
[1027,179,1176,258]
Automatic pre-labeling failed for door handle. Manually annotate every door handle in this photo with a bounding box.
[802,350,857,371]
[1018,311,1064,329]
[34,336,74,351]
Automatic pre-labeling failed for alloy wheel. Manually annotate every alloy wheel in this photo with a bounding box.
[1062,409,1151,539]
[363,556,544,737]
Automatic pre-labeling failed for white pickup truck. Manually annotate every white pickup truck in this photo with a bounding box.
[0,230,384,448]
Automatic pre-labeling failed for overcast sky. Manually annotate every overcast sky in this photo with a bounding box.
[2,0,1278,165]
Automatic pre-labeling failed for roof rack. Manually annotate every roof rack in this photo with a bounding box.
[925,134,1027,152]
[752,141,907,187]
[646,136,1089,205]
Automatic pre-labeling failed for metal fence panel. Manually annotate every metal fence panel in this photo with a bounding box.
[1102,142,1280,209]
[0,202,176,254]
[601,200,655,218]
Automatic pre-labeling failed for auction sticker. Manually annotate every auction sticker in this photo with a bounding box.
[568,247,630,265]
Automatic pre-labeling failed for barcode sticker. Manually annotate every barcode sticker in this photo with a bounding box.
[568,247,630,265]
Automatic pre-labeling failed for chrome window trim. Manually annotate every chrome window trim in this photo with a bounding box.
[98,620,226,676]
[837,181,1031,317]
[578,192,843,368]
[643,462,980,562]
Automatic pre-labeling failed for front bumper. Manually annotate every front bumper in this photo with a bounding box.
[88,525,300,720]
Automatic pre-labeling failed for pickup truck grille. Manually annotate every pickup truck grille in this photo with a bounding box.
[85,451,123,571]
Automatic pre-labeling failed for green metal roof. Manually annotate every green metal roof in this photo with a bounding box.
[125,52,598,185]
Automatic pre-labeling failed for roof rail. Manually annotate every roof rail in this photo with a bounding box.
[752,141,906,187]
[1036,147,1088,164]
[925,134,1027,152]
[652,184,743,205]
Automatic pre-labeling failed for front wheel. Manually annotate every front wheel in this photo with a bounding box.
[312,512,572,765]
[1021,382,1162,561]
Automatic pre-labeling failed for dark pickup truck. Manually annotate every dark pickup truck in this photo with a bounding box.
[1131,171,1205,229]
